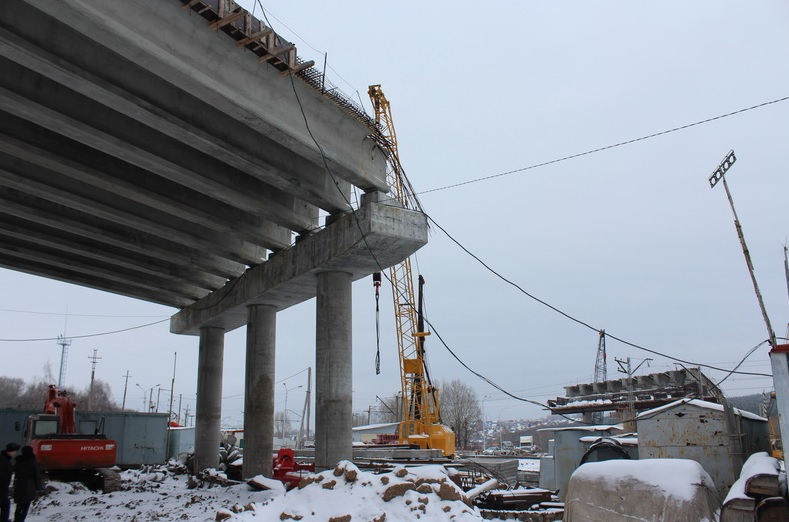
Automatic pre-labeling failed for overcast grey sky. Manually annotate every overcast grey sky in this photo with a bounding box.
[1,0,788,427]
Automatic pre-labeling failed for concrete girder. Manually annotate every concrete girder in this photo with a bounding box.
[0,0,390,308]
[0,234,210,301]
[0,253,198,309]
[0,188,246,283]
[0,28,337,221]
[0,126,293,249]
[2,0,387,203]
[0,165,267,267]
[0,212,226,291]
[172,201,428,335]
[0,84,317,238]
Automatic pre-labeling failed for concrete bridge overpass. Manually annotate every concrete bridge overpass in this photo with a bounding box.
[0,0,427,474]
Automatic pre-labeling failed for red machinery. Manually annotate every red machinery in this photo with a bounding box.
[24,385,117,471]
[272,448,314,489]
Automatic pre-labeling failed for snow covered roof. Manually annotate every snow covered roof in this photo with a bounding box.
[351,422,399,432]
[538,424,623,433]
[579,434,638,446]
[636,398,767,422]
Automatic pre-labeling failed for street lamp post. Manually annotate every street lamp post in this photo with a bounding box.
[481,397,487,453]
[135,384,146,412]
[137,383,160,413]
[282,383,303,439]
[149,385,159,412]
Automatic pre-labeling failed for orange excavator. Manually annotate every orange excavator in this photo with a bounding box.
[22,385,119,489]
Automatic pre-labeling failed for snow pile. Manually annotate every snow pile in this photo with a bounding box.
[28,467,279,521]
[253,460,482,521]
[26,462,486,521]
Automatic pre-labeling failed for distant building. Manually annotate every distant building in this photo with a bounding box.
[548,367,719,425]
[351,422,398,444]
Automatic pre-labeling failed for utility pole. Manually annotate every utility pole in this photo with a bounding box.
[593,330,607,424]
[56,335,71,388]
[121,371,131,410]
[783,244,789,339]
[87,349,101,411]
[168,352,177,423]
[298,367,312,449]
[615,356,651,431]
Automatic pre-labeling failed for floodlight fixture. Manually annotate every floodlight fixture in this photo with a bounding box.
[708,149,736,188]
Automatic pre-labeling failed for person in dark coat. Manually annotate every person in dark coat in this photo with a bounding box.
[0,443,19,522]
[12,446,40,522]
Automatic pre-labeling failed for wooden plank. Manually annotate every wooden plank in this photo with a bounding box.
[281,60,314,76]
[236,28,273,47]
[257,43,295,62]
[756,496,789,522]
[721,497,755,522]
[208,10,245,30]
[745,473,781,497]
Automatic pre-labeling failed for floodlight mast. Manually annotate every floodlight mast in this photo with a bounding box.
[709,150,776,348]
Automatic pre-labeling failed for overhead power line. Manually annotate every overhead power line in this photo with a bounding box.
[419,95,789,196]
[426,214,772,378]
[0,308,167,318]
[0,318,170,342]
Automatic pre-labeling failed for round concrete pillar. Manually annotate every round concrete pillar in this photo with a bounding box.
[194,326,224,472]
[243,304,277,478]
[315,271,353,470]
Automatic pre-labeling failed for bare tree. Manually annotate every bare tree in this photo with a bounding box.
[439,379,482,449]
[275,410,292,438]
[0,376,25,408]
[71,379,120,411]
[0,368,120,411]
[376,394,401,424]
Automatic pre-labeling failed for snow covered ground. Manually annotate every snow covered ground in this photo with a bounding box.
[23,462,488,521]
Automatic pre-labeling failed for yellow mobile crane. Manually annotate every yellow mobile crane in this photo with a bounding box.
[368,85,455,457]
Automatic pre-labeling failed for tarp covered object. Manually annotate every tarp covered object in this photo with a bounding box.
[565,458,721,522]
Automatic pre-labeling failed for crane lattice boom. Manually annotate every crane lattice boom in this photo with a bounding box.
[368,85,453,456]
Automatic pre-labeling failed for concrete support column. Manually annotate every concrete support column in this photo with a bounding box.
[194,326,225,472]
[243,304,277,478]
[314,271,353,470]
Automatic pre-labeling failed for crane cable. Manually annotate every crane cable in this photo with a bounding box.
[373,272,382,375]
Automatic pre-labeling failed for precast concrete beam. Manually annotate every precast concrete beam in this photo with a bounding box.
[13,0,388,198]
[171,201,428,335]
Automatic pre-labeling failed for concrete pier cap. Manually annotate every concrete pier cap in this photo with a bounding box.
[170,199,428,335]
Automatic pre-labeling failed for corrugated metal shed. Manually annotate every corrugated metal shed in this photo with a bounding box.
[636,398,769,495]
[101,412,169,466]
[537,425,622,500]
[169,427,196,458]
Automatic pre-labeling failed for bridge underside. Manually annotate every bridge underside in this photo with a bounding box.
[0,0,427,475]
[0,0,393,312]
